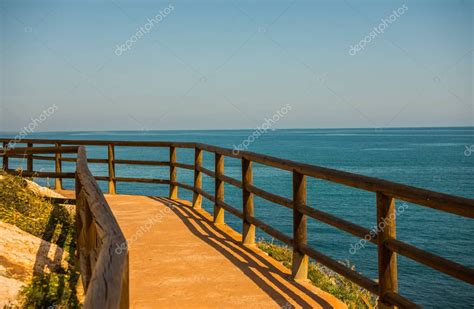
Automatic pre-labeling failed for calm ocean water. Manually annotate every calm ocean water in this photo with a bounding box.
[2,127,473,308]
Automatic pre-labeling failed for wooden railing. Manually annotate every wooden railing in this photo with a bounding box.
[76,146,129,308]
[1,138,473,308]
[1,143,129,308]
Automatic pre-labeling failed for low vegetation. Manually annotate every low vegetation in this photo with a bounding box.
[0,172,80,308]
[257,241,376,309]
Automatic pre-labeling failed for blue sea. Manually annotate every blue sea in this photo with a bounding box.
[2,127,473,308]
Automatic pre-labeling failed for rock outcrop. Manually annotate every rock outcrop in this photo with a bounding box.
[0,220,70,307]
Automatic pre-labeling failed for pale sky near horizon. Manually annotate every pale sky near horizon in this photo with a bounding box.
[0,0,472,132]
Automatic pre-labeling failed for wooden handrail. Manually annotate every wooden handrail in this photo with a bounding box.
[197,165,215,178]
[172,162,194,170]
[76,146,129,308]
[300,244,379,294]
[216,200,243,219]
[115,177,170,185]
[5,169,76,179]
[170,180,194,192]
[0,137,472,308]
[297,203,376,244]
[245,183,293,208]
[115,159,169,166]
[384,238,474,284]
[0,145,79,155]
[218,174,243,189]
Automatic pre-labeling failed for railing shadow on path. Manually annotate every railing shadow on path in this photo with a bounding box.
[151,196,334,309]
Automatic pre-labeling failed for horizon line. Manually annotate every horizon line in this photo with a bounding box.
[0,125,473,135]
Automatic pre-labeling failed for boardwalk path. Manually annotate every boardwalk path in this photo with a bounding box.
[70,192,346,308]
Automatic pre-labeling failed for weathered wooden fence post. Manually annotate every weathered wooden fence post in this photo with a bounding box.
[214,153,225,224]
[27,143,33,172]
[169,146,178,199]
[2,142,9,171]
[377,192,398,309]
[292,170,308,281]
[55,142,62,190]
[242,158,255,245]
[192,147,202,208]
[108,144,116,194]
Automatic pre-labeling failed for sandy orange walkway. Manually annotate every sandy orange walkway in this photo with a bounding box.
[100,194,346,309]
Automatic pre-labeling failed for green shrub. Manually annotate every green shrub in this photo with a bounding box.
[257,241,376,309]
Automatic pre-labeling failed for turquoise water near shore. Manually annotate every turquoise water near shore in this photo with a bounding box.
[2,127,473,308]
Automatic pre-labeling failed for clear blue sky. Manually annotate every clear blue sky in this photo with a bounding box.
[0,0,472,131]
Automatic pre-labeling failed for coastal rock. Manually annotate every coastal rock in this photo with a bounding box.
[25,179,65,198]
[0,174,65,199]
[0,221,70,307]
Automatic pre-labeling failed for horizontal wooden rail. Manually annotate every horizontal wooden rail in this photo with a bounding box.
[172,162,194,170]
[5,154,51,160]
[115,177,170,185]
[1,146,79,155]
[300,244,379,294]
[75,158,108,164]
[5,169,76,179]
[28,155,108,164]
[385,238,474,284]
[29,155,56,161]
[215,200,244,219]
[0,138,196,148]
[195,187,215,202]
[248,216,293,246]
[196,165,215,178]
[55,157,171,166]
[218,174,243,189]
[171,181,194,192]
[383,291,421,309]
[246,183,293,208]
[296,203,377,244]
[115,159,169,166]
[46,196,76,205]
